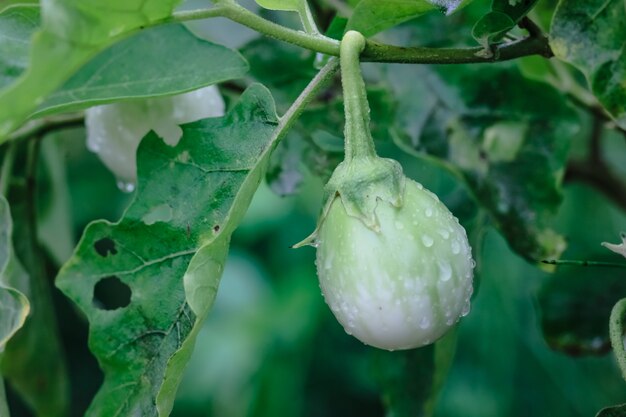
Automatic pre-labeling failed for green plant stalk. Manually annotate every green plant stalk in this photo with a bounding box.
[169,6,552,64]
[298,0,320,34]
[171,3,339,55]
[340,31,376,161]
[610,298,626,381]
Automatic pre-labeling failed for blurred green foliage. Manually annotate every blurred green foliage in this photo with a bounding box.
[1,0,626,415]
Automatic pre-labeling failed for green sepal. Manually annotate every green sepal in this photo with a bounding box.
[294,156,405,248]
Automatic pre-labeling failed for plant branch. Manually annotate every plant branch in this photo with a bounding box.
[169,5,553,64]
[541,259,626,268]
[518,17,543,38]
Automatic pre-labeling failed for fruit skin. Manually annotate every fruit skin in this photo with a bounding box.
[315,179,474,351]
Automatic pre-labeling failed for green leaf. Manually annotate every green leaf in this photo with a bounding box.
[537,185,626,356]
[0,0,182,139]
[389,63,578,261]
[472,0,539,48]
[2,180,69,416]
[597,404,626,417]
[56,84,280,417]
[34,24,248,117]
[539,271,626,355]
[0,195,29,351]
[0,5,39,91]
[550,0,626,129]
[37,137,75,265]
[472,11,516,48]
[347,0,439,37]
[373,330,457,417]
[255,0,300,11]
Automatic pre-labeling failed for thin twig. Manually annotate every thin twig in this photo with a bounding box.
[542,259,626,268]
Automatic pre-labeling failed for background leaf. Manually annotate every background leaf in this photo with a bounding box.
[347,0,439,37]
[373,330,457,417]
[2,170,70,417]
[0,195,29,351]
[550,0,626,129]
[255,0,301,11]
[0,5,38,91]
[56,85,279,417]
[388,63,579,261]
[538,184,626,356]
[472,0,539,49]
[0,0,181,139]
[35,24,248,117]
[598,404,626,417]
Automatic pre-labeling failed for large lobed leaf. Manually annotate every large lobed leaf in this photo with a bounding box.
[389,63,579,261]
[56,85,279,417]
[550,0,626,129]
[0,0,182,139]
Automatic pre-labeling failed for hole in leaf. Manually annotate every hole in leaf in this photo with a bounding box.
[94,238,117,257]
[93,276,131,310]
[213,225,220,232]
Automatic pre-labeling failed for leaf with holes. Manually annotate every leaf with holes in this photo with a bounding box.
[0,0,182,139]
[56,84,279,417]
[0,195,29,351]
[550,0,626,129]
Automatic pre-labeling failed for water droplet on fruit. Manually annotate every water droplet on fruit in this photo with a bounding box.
[446,318,455,326]
[438,229,450,239]
[451,240,460,254]
[421,235,434,247]
[470,259,477,268]
[438,261,452,281]
[461,300,471,317]
[419,317,430,329]
[425,208,433,217]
